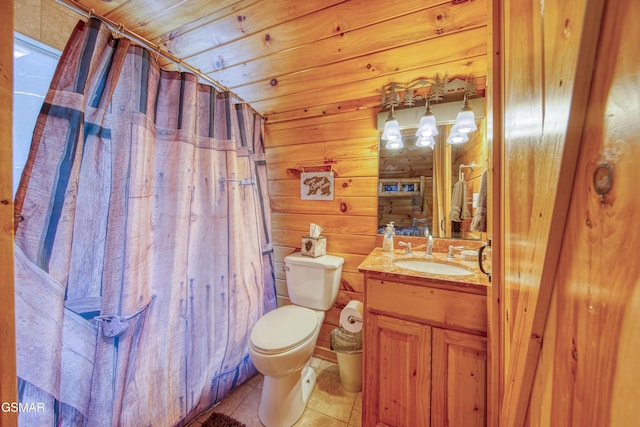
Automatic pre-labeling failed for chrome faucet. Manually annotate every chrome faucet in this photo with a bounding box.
[447,245,465,259]
[425,228,433,258]
[398,241,412,255]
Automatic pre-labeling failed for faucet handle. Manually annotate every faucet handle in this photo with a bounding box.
[447,245,465,259]
[398,241,413,255]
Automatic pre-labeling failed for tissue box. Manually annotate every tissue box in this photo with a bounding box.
[301,235,326,257]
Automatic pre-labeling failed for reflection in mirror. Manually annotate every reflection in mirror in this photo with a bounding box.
[377,113,487,241]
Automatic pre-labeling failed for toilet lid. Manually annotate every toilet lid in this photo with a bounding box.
[250,305,318,354]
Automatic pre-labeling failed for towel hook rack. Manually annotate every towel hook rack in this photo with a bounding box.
[458,162,477,180]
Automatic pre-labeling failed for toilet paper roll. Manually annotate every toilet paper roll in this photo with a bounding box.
[340,300,364,333]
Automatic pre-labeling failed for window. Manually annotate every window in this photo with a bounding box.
[13,33,60,196]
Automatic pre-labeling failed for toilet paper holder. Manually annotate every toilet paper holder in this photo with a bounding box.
[347,315,362,324]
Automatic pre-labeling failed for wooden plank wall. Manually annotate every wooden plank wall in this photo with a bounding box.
[498,0,609,424]
[1,1,18,425]
[264,105,379,361]
[15,0,81,51]
[262,1,488,363]
[526,0,640,425]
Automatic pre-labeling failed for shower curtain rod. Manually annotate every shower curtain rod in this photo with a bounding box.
[54,0,262,119]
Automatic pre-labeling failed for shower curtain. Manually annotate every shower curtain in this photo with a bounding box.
[13,18,276,426]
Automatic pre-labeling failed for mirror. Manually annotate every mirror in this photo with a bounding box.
[377,102,487,241]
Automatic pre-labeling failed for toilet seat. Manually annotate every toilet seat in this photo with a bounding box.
[250,305,319,355]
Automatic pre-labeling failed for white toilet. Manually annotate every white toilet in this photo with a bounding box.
[248,252,344,427]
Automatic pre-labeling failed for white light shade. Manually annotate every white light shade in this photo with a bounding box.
[385,139,404,149]
[415,136,435,149]
[415,103,439,138]
[454,95,478,134]
[381,111,403,148]
[447,125,469,144]
[454,109,477,133]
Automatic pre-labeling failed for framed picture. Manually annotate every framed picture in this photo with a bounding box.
[300,170,334,200]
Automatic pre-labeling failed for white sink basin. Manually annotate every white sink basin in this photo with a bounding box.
[393,258,474,276]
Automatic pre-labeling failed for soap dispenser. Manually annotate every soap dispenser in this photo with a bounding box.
[383,222,395,252]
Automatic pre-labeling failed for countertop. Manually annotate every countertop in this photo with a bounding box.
[358,247,490,292]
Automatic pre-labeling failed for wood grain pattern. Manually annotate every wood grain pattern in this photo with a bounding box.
[363,272,488,427]
[526,0,640,425]
[0,0,18,423]
[47,0,488,119]
[365,313,431,427]
[15,0,81,52]
[266,158,378,181]
[251,57,488,115]
[269,177,379,198]
[164,0,448,70]
[368,278,488,334]
[271,212,378,234]
[431,328,487,427]
[156,0,346,50]
[499,0,607,425]
[485,0,502,425]
[196,1,486,81]
[265,116,377,147]
[236,26,488,106]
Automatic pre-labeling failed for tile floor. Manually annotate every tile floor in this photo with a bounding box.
[187,358,362,427]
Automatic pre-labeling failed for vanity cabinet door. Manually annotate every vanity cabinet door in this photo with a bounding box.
[431,328,487,427]
[364,313,431,427]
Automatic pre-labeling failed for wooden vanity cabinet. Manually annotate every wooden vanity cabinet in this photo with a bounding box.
[363,275,487,427]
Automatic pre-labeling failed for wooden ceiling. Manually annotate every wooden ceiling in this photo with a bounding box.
[61,0,488,121]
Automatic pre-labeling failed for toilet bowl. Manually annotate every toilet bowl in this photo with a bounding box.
[248,253,344,427]
[249,305,324,427]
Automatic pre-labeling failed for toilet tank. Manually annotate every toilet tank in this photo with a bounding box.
[284,252,344,310]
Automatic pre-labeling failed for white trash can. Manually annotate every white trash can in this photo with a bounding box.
[335,350,362,392]
[330,327,363,392]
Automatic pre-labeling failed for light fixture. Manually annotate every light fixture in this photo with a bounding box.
[415,135,435,149]
[381,106,403,149]
[453,93,477,134]
[415,99,439,138]
[447,125,470,144]
[380,75,480,149]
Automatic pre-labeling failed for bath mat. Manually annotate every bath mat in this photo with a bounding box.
[201,412,246,427]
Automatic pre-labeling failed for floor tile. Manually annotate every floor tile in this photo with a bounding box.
[185,359,362,427]
[210,382,255,416]
[348,393,362,427]
[247,373,263,390]
[306,361,358,423]
[228,386,263,427]
[293,407,347,427]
